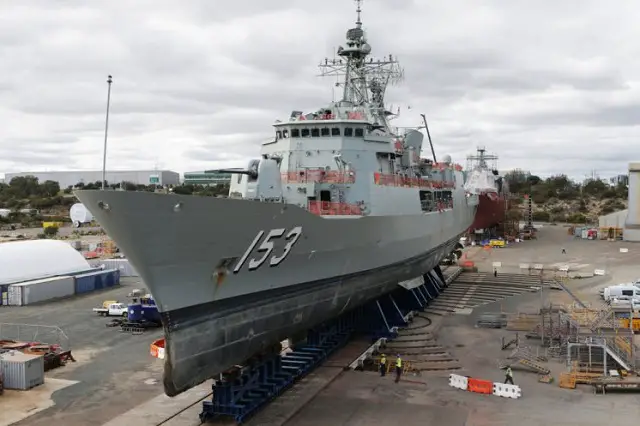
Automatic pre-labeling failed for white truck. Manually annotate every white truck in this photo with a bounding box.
[93,303,128,317]
[603,285,640,302]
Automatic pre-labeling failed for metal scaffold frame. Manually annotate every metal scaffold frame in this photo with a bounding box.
[200,265,454,424]
[518,265,637,375]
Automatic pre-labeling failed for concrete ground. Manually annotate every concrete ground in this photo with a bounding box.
[6,224,640,426]
[285,225,640,425]
[0,278,165,426]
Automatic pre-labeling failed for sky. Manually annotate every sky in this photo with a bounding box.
[1,0,639,181]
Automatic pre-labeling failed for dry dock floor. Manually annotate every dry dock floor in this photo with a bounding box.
[6,224,640,425]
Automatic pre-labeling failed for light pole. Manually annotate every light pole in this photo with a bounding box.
[102,75,113,190]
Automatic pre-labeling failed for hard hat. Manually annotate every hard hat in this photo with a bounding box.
[381,354,386,357]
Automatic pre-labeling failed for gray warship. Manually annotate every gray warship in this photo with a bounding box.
[75,1,478,397]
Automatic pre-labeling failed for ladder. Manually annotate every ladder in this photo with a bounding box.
[589,305,614,331]
[552,278,587,309]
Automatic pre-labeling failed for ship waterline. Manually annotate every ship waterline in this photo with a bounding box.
[75,189,475,395]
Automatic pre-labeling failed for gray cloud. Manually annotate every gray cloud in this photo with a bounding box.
[1,0,640,180]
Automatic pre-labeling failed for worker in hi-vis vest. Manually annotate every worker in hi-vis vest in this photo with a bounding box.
[379,354,387,377]
[504,366,514,385]
[394,355,402,383]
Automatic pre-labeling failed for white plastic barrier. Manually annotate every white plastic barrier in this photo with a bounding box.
[448,374,468,390]
[594,269,606,276]
[492,382,522,399]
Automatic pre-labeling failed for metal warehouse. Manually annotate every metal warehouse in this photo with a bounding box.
[4,170,180,188]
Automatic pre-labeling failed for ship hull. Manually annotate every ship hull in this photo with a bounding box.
[469,193,506,231]
[75,190,476,396]
[162,234,461,396]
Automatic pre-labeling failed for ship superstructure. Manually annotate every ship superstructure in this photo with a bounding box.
[75,1,477,397]
[464,147,508,231]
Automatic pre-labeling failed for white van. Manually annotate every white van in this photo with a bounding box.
[603,285,640,302]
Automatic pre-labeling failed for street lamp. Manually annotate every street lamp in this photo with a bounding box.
[102,75,113,190]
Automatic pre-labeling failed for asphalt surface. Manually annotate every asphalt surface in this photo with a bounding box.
[0,278,166,426]
[4,224,640,426]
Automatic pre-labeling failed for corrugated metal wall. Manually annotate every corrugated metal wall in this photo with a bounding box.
[74,269,121,295]
[0,351,45,390]
[0,284,8,306]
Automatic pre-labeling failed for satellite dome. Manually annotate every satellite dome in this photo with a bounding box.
[361,43,372,54]
[442,154,452,164]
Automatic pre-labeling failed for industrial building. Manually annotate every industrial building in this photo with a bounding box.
[599,209,627,229]
[0,240,94,286]
[0,240,120,305]
[4,170,180,188]
[183,170,237,186]
[625,162,640,241]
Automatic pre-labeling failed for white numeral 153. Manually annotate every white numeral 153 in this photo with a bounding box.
[233,226,303,273]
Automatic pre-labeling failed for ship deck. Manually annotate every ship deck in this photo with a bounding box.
[5,225,640,425]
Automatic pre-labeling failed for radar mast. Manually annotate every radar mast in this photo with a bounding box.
[318,0,404,132]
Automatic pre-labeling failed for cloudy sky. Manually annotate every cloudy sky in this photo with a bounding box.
[1,0,638,181]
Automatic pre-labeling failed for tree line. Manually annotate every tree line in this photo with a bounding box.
[0,175,230,211]
[503,170,628,223]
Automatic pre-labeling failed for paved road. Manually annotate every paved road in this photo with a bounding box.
[0,278,165,426]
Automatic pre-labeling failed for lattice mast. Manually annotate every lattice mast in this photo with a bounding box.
[318,0,404,133]
[466,146,499,172]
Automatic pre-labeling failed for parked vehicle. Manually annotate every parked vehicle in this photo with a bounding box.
[603,285,640,302]
[93,303,128,317]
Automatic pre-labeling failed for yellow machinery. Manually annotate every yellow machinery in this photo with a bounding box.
[619,318,640,332]
[42,221,64,229]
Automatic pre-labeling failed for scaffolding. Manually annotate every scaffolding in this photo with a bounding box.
[517,266,636,373]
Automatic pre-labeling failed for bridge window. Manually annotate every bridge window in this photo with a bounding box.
[354,128,364,137]
[331,127,340,136]
[282,129,289,138]
[276,131,282,139]
[311,128,320,137]
[291,129,300,137]
[344,127,353,137]
[321,127,330,136]
[301,129,310,137]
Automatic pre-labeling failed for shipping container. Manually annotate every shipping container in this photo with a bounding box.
[8,276,75,306]
[103,269,120,288]
[0,284,8,306]
[74,269,120,295]
[0,350,45,390]
[91,259,138,277]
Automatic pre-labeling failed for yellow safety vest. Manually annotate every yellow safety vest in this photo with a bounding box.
[396,358,402,368]
[380,357,386,365]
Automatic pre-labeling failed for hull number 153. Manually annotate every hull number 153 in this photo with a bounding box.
[233,226,303,273]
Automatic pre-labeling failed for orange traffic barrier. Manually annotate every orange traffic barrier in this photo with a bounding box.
[460,260,475,268]
[150,338,165,359]
[467,378,493,394]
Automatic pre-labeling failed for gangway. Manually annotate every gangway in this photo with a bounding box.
[552,278,587,309]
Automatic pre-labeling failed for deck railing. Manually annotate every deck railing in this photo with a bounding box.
[373,173,455,189]
[282,170,356,184]
[308,201,363,216]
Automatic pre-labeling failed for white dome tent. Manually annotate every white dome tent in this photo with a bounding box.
[0,240,93,286]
